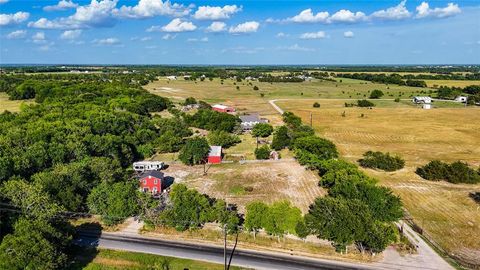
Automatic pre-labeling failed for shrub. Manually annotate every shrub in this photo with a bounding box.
[358,151,405,171]
[313,102,321,108]
[369,90,384,99]
[357,99,375,107]
[253,86,259,90]
[184,97,197,105]
[470,192,480,204]
[394,98,400,102]
[416,160,480,184]
[293,136,338,160]
[255,145,270,160]
[207,130,241,148]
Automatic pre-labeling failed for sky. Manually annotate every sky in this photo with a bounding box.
[0,0,479,65]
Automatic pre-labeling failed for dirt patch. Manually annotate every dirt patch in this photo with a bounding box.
[93,256,140,267]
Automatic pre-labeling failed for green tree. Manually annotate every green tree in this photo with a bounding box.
[271,125,291,150]
[369,89,384,99]
[207,130,241,148]
[295,220,309,240]
[293,135,338,160]
[178,137,210,165]
[244,201,268,239]
[255,145,271,160]
[252,123,273,138]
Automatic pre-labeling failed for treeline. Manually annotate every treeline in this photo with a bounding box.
[416,160,480,184]
[436,85,480,103]
[336,73,427,87]
[258,75,304,83]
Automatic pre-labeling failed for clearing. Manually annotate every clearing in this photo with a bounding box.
[0,92,34,113]
[275,99,480,266]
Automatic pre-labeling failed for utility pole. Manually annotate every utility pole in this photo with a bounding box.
[310,112,313,127]
[224,223,227,270]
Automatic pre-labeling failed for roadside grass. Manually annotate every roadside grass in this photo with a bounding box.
[0,92,34,112]
[71,247,244,270]
[275,100,480,265]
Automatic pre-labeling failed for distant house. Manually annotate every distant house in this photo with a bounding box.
[208,146,222,164]
[454,96,467,103]
[139,170,164,195]
[422,103,432,110]
[412,96,432,104]
[166,76,177,80]
[133,161,164,173]
[239,114,268,130]
[212,104,235,113]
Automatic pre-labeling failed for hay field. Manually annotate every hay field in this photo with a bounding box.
[276,99,480,264]
[424,80,480,88]
[0,93,34,112]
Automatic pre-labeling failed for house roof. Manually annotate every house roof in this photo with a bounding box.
[212,104,230,110]
[209,146,222,157]
[239,114,261,123]
[139,170,164,179]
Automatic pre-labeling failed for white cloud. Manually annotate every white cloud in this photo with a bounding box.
[44,0,78,11]
[114,0,190,19]
[0,12,29,26]
[228,21,259,34]
[0,0,9,4]
[205,21,226,32]
[280,44,315,52]
[140,36,152,41]
[161,33,176,40]
[328,9,367,23]
[343,31,354,38]
[416,2,461,18]
[60,29,82,40]
[187,37,208,42]
[32,31,46,44]
[92,37,121,45]
[7,30,27,39]
[154,18,197,32]
[276,32,289,38]
[286,9,329,23]
[38,44,54,51]
[193,5,241,20]
[371,0,411,20]
[29,0,118,29]
[300,31,326,39]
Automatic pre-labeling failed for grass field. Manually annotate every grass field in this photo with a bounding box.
[72,248,244,270]
[276,99,480,265]
[424,80,480,88]
[0,92,34,112]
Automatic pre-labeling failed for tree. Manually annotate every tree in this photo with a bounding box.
[252,123,273,138]
[207,130,241,148]
[282,112,302,129]
[293,136,338,160]
[255,145,270,160]
[271,126,290,150]
[295,220,309,240]
[244,201,268,239]
[87,181,139,225]
[415,160,449,181]
[253,85,259,90]
[313,102,321,108]
[262,201,302,237]
[357,99,375,107]
[358,151,405,172]
[178,137,210,165]
[184,97,197,105]
[369,90,384,99]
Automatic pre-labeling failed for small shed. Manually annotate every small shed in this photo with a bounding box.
[455,96,467,103]
[208,146,222,164]
[138,170,164,195]
[212,104,235,113]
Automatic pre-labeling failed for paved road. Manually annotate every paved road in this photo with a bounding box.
[76,232,379,270]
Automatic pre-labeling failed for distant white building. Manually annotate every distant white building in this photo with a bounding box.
[412,96,432,104]
[239,114,268,130]
[423,103,432,110]
[133,161,164,173]
[166,76,177,80]
[454,96,467,103]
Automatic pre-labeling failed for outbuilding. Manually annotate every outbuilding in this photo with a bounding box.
[455,96,467,103]
[412,96,432,104]
[208,146,222,164]
[212,104,235,113]
[239,114,268,130]
[138,170,164,195]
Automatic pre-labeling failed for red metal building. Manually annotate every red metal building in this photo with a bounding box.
[138,170,164,195]
[208,146,222,164]
[212,104,235,113]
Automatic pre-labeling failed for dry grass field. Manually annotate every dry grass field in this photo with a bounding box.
[276,99,480,265]
[163,161,326,213]
[424,80,480,88]
[0,92,34,112]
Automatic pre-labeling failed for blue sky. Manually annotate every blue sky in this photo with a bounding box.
[0,0,479,64]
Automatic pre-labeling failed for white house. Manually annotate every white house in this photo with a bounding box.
[412,96,432,104]
[239,114,268,130]
[166,75,177,80]
[133,161,164,173]
[454,96,467,103]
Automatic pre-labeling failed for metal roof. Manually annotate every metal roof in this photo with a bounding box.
[138,170,164,179]
[209,146,222,157]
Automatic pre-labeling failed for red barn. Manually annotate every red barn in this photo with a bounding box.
[212,104,235,113]
[139,170,164,195]
[208,146,222,164]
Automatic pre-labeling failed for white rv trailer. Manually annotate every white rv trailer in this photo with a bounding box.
[133,161,164,172]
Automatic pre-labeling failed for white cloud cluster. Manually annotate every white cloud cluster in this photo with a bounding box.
[416,2,461,18]
[286,8,329,23]
[93,37,121,45]
[60,29,82,40]
[329,10,367,23]
[343,31,354,38]
[44,0,78,12]
[193,5,241,20]
[161,33,176,40]
[371,0,410,20]
[151,18,197,32]
[228,21,259,34]
[32,32,46,44]
[114,0,190,18]
[0,12,29,26]
[300,31,326,39]
[6,30,27,39]
[276,32,289,38]
[206,21,226,32]
[187,37,208,42]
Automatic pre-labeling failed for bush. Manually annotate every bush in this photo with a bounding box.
[369,90,384,99]
[470,192,480,204]
[357,99,375,107]
[416,160,480,184]
[394,98,400,102]
[255,145,270,160]
[293,136,338,160]
[184,97,197,105]
[313,102,321,108]
[358,151,405,171]
[207,130,241,148]
[253,86,259,90]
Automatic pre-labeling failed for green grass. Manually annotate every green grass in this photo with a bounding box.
[72,248,246,270]
[0,92,35,112]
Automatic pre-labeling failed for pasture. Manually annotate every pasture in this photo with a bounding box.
[0,92,34,112]
[276,99,480,265]
[424,79,480,88]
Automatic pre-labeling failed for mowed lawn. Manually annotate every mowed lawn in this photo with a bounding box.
[0,92,34,112]
[276,99,480,265]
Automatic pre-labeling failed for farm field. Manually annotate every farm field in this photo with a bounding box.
[0,92,34,112]
[276,99,480,266]
[424,79,480,88]
[163,160,326,213]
